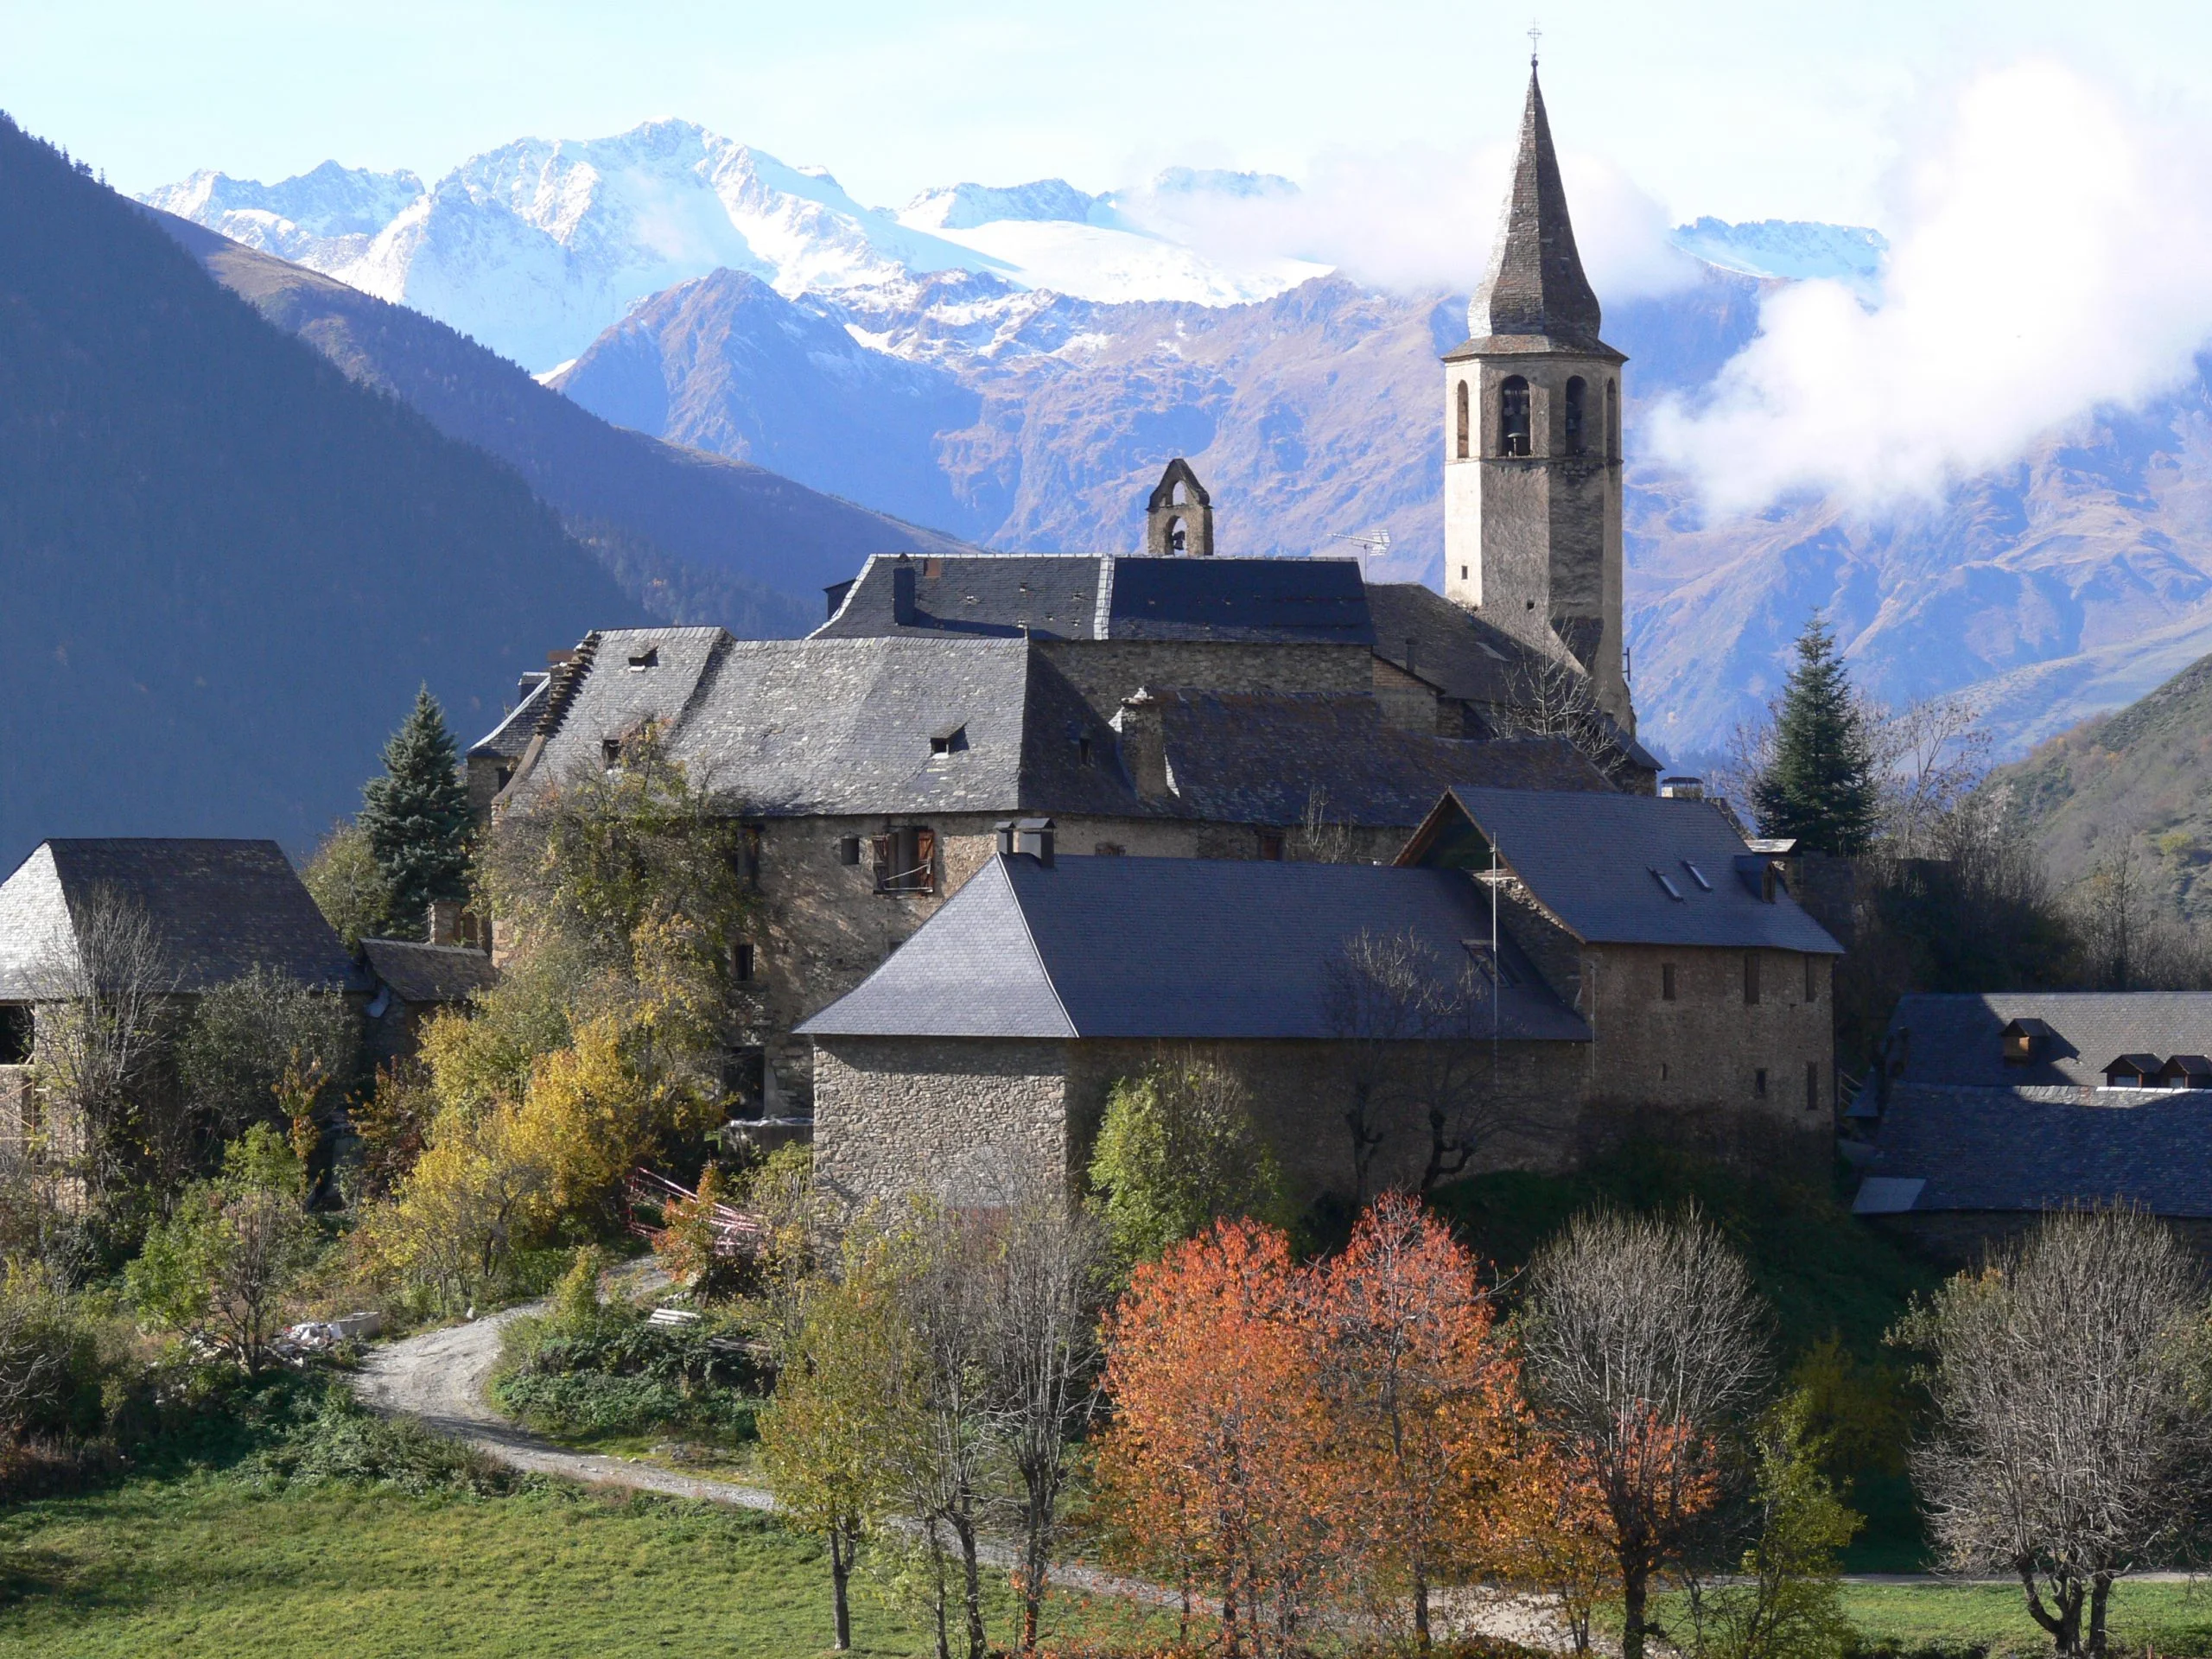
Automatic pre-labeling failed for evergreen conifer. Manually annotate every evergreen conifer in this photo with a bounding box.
[1752,614,1879,855]
[358,687,473,939]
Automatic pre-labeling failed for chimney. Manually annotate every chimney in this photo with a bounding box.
[1116,689,1172,800]
[1659,776,1704,799]
[892,556,918,626]
[426,899,466,946]
[1014,817,1056,867]
[994,819,1017,857]
[824,578,855,620]
[515,669,550,705]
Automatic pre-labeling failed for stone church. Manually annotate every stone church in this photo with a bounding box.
[471,64,1686,1133]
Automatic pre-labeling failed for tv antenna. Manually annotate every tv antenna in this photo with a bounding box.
[1332,529,1391,574]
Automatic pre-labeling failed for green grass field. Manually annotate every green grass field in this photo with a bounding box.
[1836,1580,2212,1657]
[0,1474,1176,1658]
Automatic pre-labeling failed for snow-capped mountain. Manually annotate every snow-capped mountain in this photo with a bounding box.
[140,161,424,268]
[1666,216,1887,300]
[145,126,1325,369]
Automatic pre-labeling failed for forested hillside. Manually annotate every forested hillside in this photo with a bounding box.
[1994,649,2212,922]
[0,114,644,864]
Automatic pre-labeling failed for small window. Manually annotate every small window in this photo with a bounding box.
[1077,734,1093,767]
[601,737,622,771]
[494,765,513,792]
[1258,831,1286,861]
[837,835,861,867]
[1806,1061,1821,1113]
[1606,379,1620,458]
[873,826,937,893]
[1745,953,1762,1006]
[733,943,755,983]
[737,823,763,888]
[1499,376,1531,457]
[1755,1068,1769,1098]
[1681,861,1712,891]
[1094,842,1126,856]
[1804,956,1818,1002]
[1455,379,1471,459]
[626,647,659,671]
[1564,377,1586,455]
[1460,565,1469,582]
[1649,868,1683,901]
[930,723,967,757]
[1661,963,1676,1002]
[0,1006,30,1067]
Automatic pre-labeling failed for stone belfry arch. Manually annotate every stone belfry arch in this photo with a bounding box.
[1441,63,1633,733]
[1144,457,1214,557]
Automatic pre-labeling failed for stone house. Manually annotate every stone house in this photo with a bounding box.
[1848,993,2212,1262]
[480,626,1608,1115]
[801,785,1843,1206]
[0,839,370,1149]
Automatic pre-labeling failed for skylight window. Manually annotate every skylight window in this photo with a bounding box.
[626,647,658,670]
[1649,868,1684,901]
[1682,861,1712,891]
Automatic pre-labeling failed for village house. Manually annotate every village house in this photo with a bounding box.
[1849,993,2212,1262]
[0,839,493,1149]
[800,787,1842,1206]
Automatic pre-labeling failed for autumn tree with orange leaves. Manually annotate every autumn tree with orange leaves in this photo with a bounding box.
[1094,1198,1534,1654]
[1518,1209,1771,1659]
[1092,1219,1338,1656]
[1305,1191,1522,1649]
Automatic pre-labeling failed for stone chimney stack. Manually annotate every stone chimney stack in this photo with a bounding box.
[1115,689,1173,800]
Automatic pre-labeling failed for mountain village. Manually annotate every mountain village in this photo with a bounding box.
[5,45,2212,1659]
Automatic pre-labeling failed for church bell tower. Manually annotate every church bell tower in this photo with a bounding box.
[1443,62,1632,732]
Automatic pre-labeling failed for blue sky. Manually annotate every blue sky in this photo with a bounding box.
[8,0,2210,225]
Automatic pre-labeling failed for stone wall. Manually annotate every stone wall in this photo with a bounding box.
[813,1035,1071,1205]
[1582,943,1835,1128]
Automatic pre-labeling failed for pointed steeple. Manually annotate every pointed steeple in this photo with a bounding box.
[1469,67,1608,350]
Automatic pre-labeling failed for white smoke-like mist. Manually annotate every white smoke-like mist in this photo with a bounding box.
[1115,141,1699,304]
[1649,60,2212,517]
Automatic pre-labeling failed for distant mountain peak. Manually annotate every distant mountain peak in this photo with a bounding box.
[1668,216,1888,298]
[900,179,1098,231]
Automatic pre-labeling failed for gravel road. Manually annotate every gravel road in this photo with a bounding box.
[351,1303,775,1511]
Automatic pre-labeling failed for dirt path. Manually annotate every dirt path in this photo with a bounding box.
[351,1303,779,1511]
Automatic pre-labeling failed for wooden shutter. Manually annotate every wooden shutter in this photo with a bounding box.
[913,829,937,893]
[870,834,893,892]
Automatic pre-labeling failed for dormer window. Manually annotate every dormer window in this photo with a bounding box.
[2002,1018,2054,1065]
[601,738,622,771]
[930,723,968,757]
[626,647,659,671]
[2104,1054,2163,1089]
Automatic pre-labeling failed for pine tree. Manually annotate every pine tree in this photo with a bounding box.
[358,687,473,939]
[1751,614,1880,855]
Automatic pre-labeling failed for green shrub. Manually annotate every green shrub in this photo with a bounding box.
[248,1387,517,1496]
[493,1284,763,1443]
[495,1370,757,1440]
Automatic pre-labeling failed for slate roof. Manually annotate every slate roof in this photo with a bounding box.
[1144,690,1608,825]
[0,840,365,999]
[813,553,1375,646]
[1872,994,2212,1090]
[359,938,499,1007]
[1853,1083,2212,1217]
[1403,787,1844,952]
[466,673,550,762]
[1364,582,1540,709]
[512,629,1145,820]
[504,629,1594,831]
[800,853,1592,1043]
[1449,67,1620,362]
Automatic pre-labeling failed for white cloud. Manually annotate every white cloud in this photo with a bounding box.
[1114,140,1698,302]
[1649,60,2212,516]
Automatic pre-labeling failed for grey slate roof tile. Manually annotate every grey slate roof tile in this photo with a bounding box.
[359,938,499,1006]
[0,840,364,999]
[813,553,1374,646]
[1877,993,2212,1089]
[1422,788,1845,952]
[1859,1082,2212,1217]
[800,853,1591,1043]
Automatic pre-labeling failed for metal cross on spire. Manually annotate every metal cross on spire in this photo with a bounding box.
[1528,20,1542,67]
